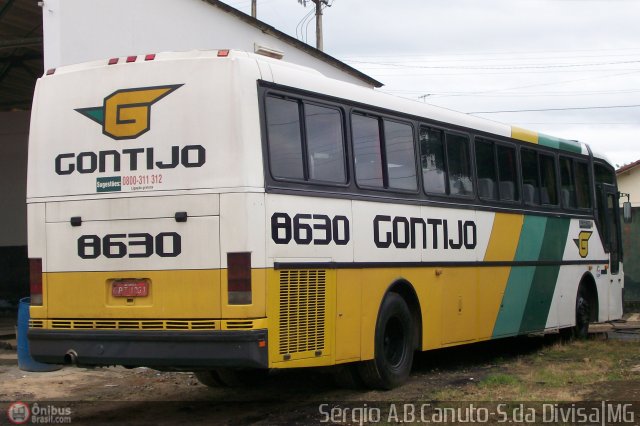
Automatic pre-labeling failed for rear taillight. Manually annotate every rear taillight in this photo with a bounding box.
[227,252,251,305]
[29,258,43,306]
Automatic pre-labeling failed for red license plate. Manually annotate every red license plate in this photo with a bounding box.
[112,280,149,297]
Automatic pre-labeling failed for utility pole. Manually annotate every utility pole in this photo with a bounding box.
[298,0,329,51]
[313,0,323,51]
[251,0,257,18]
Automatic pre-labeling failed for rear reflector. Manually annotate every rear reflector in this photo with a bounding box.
[217,50,230,57]
[108,58,119,65]
[145,54,156,61]
[29,258,43,306]
[227,252,251,305]
[126,56,137,63]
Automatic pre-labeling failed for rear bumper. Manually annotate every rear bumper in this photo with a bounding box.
[28,329,268,369]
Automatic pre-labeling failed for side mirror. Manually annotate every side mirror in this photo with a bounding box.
[623,201,632,223]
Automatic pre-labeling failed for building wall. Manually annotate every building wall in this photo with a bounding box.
[41,0,371,87]
[0,111,30,309]
[617,166,640,207]
[618,166,640,302]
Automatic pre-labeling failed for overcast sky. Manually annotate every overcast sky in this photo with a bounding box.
[227,0,640,168]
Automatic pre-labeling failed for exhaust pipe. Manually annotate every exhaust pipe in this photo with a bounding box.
[64,350,78,366]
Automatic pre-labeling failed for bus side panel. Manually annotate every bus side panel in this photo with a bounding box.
[334,269,362,363]
[476,213,523,340]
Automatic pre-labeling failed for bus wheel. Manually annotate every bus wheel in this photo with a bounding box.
[561,284,591,341]
[357,292,414,390]
[574,285,591,339]
[194,370,227,388]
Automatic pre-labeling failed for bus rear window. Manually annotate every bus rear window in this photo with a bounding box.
[384,120,417,191]
[265,95,346,184]
[305,104,346,183]
[265,96,304,180]
[353,114,384,188]
[420,127,446,195]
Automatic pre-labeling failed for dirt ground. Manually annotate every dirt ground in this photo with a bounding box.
[1,325,640,425]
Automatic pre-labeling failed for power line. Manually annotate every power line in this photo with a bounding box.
[345,59,640,70]
[340,52,640,64]
[417,70,640,97]
[339,46,640,60]
[513,122,639,125]
[381,88,640,97]
[468,104,640,114]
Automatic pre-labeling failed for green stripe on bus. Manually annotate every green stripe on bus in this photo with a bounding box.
[518,217,571,333]
[538,133,582,154]
[492,215,547,337]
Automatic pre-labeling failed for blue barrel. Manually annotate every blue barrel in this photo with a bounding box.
[17,297,61,372]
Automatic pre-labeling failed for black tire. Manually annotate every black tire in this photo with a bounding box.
[560,284,591,341]
[357,292,414,390]
[574,285,590,339]
[194,370,227,388]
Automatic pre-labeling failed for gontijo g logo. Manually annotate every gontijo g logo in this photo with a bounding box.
[76,85,182,140]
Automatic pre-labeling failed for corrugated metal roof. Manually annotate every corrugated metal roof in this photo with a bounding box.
[0,0,43,111]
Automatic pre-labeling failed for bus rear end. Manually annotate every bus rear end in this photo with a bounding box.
[26,50,269,369]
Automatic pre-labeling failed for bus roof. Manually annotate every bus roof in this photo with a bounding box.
[44,49,612,167]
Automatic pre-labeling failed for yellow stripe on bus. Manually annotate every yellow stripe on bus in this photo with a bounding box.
[476,213,524,340]
[511,126,538,144]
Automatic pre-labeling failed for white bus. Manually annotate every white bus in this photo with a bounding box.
[27,50,624,389]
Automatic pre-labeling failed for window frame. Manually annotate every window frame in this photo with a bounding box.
[259,81,599,220]
[264,93,350,188]
[473,137,521,205]
[420,125,475,199]
[558,154,593,212]
[519,146,560,209]
[419,125,449,197]
[351,110,419,195]
[538,151,559,207]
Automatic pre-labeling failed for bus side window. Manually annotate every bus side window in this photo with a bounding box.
[595,162,616,241]
[420,127,447,195]
[539,153,558,205]
[497,144,519,202]
[304,103,346,184]
[575,161,591,209]
[352,113,384,188]
[475,138,497,200]
[559,156,577,209]
[384,120,417,191]
[446,133,473,197]
[265,96,304,180]
[521,148,540,205]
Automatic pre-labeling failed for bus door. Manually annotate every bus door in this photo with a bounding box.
[600,184,623,318]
